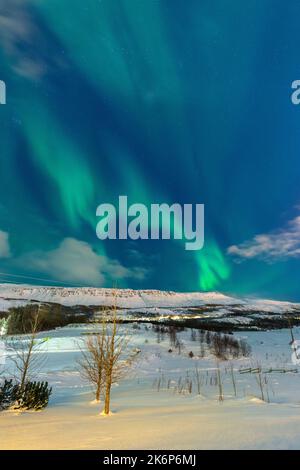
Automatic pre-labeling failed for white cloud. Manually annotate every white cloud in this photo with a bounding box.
[228,216,300,262]
[0,1,38,78]
[17,238,148,286]
[0,0,55,79]
[0,230,10,258]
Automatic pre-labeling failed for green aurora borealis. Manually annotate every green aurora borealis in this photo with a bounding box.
[0,0,300,299]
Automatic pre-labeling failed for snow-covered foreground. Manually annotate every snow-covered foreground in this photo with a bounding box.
[1,324,300,449]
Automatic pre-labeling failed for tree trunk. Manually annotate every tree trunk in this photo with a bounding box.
[104,380,112,415]
[96,382,101,402]
[20,359,30,390]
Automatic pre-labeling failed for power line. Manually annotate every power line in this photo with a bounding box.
[0,272,80,287]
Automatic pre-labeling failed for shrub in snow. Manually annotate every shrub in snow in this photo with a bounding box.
[0,379,52,411]
[0,380,19,410]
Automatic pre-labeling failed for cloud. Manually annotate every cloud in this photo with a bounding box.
[0,1,44,79]
[228,216,300,262]
[0,0,65,79]
[16,238,148,286]
[0,230,10,258]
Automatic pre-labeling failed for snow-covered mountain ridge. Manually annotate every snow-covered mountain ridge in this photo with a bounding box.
[0,284,299,314]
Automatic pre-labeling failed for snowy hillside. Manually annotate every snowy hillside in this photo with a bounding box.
[0,284,239,308]
[0,283,298,310]
[0,283,300,330]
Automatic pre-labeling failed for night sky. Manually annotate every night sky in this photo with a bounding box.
[0,0,300,300]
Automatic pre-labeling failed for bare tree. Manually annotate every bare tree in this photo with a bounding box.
[229,362,237,397]
[78,292,139,415]
[102,306,131,415]
[8,307,48,389]
[216,362,224,402]
[78,322,106,402]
